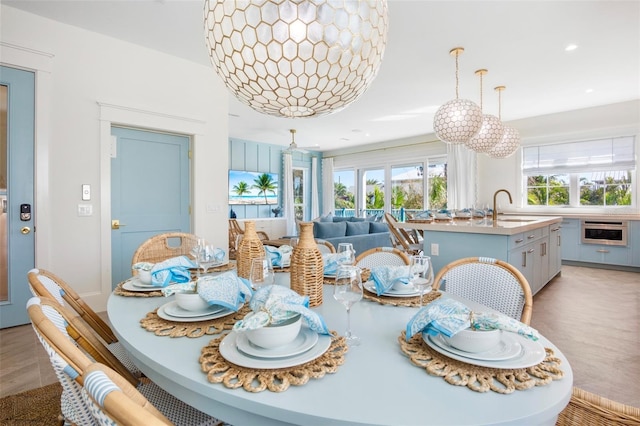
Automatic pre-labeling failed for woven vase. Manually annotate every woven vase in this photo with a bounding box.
[290,222,324,307]
[236,221,266,279]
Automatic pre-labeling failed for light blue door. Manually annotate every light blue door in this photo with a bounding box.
[0,66,35,328]
[111,127,191,287]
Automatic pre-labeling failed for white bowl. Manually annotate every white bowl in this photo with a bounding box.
[246,314,302,349]
[443,328,501,353]
[137,269,152,285]
[175,292,209,312]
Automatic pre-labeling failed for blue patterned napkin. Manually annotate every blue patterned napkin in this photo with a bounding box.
[323,252,352,275]
[161,271,252,312]
[233,285,329,335]
[370,265,411,295]
[406,297,539,341]
[147,256,196,287]
[264,245,292,268]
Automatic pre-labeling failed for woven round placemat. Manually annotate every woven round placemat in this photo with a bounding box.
[114,282,163,297]
[140,305,252,338]
[190,261,237,278]
[363,288,442,307]
[199,331,347,392]
[398,330,564,394]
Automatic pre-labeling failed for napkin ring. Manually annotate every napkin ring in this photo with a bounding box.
[259,307,274,326]
[469,311,477,330]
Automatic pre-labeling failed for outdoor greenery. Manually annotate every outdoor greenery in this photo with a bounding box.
[527,175,569,206]
[527,173,632,206]
[580,173,632,206]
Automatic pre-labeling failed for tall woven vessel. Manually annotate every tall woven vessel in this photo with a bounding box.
[290,222,324,307]
[236,221,266,279]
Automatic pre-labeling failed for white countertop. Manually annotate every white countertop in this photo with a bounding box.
[397,215,562,236]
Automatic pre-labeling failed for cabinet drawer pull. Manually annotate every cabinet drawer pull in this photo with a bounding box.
[527,248,535,254]
[522,252,527,267]
[596,249,610,253]
[558,235,561,246]
[515,238,524,243]
[527,234,536,239]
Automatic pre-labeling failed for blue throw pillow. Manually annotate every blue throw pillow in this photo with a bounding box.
[319,213,334,222]
[349,217,366,222]
[314,221,347,238]
[346,221,370,236]
[369,222,389,234]
[332,216,350,222]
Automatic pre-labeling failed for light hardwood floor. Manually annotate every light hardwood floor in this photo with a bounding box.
[0,265,638,408]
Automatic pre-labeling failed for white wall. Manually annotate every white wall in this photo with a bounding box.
[1,6,230,310]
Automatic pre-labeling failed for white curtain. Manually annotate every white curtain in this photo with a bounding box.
[283,152,296,236]
[321,157,334,215]
[446,143,477,209]
[311,156,319,219]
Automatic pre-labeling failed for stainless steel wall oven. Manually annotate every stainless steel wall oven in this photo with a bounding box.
[581,220,628,246]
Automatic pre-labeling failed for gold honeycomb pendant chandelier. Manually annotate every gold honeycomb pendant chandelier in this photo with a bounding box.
[204,0,389,118]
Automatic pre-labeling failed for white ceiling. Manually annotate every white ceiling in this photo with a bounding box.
[5,0,639,151]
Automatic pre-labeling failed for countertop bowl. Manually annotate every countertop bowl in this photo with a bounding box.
[443,328,501,353]
[175,292,209,312]
[246,314,302,349]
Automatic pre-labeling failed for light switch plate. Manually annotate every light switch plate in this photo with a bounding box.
[82,184,91,201]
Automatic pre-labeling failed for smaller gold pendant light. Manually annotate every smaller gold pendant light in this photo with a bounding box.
[487,86,520,158]
[433,47,483,144]
[465,69,504,153]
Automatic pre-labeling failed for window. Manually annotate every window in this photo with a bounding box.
[334,170,355,216]
[333,156,447,219]
[523,136,635,207]
[391,164,424,216]
[292,168,305,220]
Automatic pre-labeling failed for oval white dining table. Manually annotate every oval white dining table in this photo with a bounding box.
[108,279,573,426]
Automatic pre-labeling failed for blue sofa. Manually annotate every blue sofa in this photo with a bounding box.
[312,217,391,256]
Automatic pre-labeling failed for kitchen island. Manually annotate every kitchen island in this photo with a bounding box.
[396,215,563,295]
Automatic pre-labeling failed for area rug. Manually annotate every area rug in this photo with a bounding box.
[0,382,62,425]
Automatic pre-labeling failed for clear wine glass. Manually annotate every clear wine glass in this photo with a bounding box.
[409,255,434,307]
[249,257,275,289]
[333,265,363,346]
[190,239,205,277]
[337,242,355,265]
[198,244,218,275]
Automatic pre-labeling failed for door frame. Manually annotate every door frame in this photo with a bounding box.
[98,103,207,307]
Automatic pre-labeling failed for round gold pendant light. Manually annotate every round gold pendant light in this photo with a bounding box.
[204,0,389,118]
[433,47,483,144]
[487,86,520,158]
[465,69,504,153]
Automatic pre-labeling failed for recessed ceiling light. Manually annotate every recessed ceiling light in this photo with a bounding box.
[565,44,578,52]
[585,88,594,94]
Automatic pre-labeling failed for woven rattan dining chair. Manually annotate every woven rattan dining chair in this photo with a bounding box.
[355,247,410,269]
[556,387,640,426]
[316,239,336,254]
[27,268,141,378]
[28,295,140,387]
[27,296,108,426]
[131,232,201,266]
[28,297,224,426]
[80,363,226,426]
[432,257,533,325]
[383,213,422,256]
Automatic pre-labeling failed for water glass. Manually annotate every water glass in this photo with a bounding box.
[333,265,363,346]
[337,242,355,265]
[409,255,434,307]
[249,257,275,289]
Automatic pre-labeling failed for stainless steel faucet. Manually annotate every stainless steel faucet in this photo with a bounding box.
[492,189,513,222]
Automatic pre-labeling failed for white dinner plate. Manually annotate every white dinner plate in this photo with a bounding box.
[121,280,160,292]
[129,277,156,288]
[429,332,523,361]
[156,301,236,323]
[363,280,426,298]
[235,328,319,359]
[163,301,226,318]
[424,331,546,369]
[220,331,331,369]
